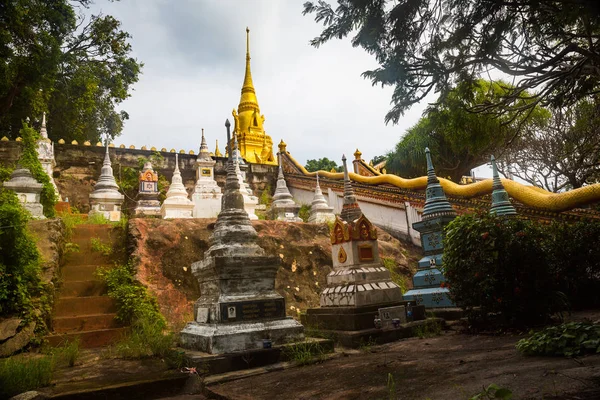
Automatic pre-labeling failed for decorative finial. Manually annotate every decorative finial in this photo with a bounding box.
[202,128,205,139]
[421,147,456,220]
[353,148,362,160]
[278,139,287,153]
[316,171,320,186]
[246,27,250,56]
[490,155,517,216]
[225,119,230,128]
[175,152,180,172]
[40,112,48,139]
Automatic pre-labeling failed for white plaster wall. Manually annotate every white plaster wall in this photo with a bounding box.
[289,186,422,247]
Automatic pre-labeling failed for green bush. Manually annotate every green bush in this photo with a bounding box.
[115,319,173,359]
[516,322,600,357]
[0,356,54,398]
[0,188,42,316]
[18,122,57,218]
[443,214,565,326]
[298,204,311,222]
[96,263,166,327]
[545,221,600,309]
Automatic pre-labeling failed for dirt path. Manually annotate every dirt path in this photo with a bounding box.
[208,331,600,400]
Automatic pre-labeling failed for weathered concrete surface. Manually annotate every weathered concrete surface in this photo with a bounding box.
[128,219,419,330]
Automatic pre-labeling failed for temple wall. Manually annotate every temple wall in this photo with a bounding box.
[289,186,422,247]
[0,140,277,212]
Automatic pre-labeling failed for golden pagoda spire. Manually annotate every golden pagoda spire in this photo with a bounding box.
[214,139,223,157]
[238,27,259,113]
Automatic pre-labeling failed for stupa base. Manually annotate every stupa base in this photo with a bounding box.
[403,287,454,308]
[180,318,304,354]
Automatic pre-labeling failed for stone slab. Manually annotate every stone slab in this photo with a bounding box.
[183,337,334,375]
[219,299,286,322]
[180,318,304,354]
[311,318,445,348]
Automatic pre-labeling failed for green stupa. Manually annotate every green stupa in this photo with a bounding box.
[489,155,517,216]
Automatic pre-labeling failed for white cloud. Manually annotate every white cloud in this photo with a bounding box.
[89,0,429,166]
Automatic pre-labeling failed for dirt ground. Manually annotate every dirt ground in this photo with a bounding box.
[207,329,600,400]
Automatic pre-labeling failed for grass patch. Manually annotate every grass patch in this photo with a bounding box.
[282,340,326,366]
[358,336,378,353]
[90,237,112,256]
[382,257,409,294]
[87,213,111,225]
[413,320,442,339]
[115,319,173,359]
[0,356,54,398]
[298,204,311,222]
[43,337,81,367]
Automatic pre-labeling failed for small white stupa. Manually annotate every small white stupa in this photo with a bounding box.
[269,154,301,221]
[308,172,335,223]
[161,153,194,219]
[36,113,61,200]
[3,166,45,219]
[192,129,222,218]
[233,134,259,220]
[89,142,124,221]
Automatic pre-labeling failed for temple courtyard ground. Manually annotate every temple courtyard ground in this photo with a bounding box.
[36,311,600,400]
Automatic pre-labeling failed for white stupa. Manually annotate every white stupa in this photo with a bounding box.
[308,172,335,223]
[233,135,259,220]
[161,153,194,219]
[89,142,124,221]
[269,154,301,222]
[191,129,222,218]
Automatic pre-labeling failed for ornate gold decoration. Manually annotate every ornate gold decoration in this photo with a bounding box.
[0,136,8,141]
[214,140,223,157]
[58,139,65,144]
[141,145,147,150]
[140,169,158,182]
[352,215,378,241]
[70,140,77,145]
[96,142,102,147]
[330,216,351,244]
[129,145,135,149]
[354,148,362,160]
[337,247,347,263]
[229,28,276,165]
[83,141,91,146]
[278,139,287,153]
[280,148,600,212]
[151,146,156,151]
[119,144,126,148]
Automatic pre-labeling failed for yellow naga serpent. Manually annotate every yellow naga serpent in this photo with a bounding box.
[285,154,600,213]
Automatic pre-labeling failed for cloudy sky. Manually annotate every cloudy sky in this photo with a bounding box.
[87,0,430,166]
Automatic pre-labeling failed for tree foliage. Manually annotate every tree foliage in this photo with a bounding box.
[0,0,141,142]
[498,98,600,191]
[305,157,343,172]
[303,0,600,124]
[386,80,546,182]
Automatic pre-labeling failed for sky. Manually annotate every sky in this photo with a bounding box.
[86,0,430,167]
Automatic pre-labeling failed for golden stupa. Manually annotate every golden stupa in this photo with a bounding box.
[230,28,277,165]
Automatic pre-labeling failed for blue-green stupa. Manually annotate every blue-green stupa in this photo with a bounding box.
[403,148,456,308]
[489,155,517,216]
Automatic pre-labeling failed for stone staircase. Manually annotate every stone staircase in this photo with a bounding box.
[45,224,127,348]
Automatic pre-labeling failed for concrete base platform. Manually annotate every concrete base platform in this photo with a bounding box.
[306,318,445,348]
[179,317,304,354]
[183,337,334,375]
[302,302,426,331]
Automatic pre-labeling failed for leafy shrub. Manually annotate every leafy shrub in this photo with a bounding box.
[96,263,166,327]
[259,185,272,205]
[18,122,57,218]
[443,214,564,326]
[298,204,311,222]
[0,356,54,398]
[0,188,42,316]
[516,322,600,357]
[545,221,600,309]
[90,237,112,256]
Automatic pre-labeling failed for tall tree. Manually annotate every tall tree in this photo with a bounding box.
[498,99,600,192]
[0,0,141,142]
[303,0,600,124]
[305,157,343,172]
[386,80,546,182]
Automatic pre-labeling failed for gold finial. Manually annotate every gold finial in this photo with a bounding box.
[58,138,65,144]
[96,141,102,147]
[215,139,223,157]
[246,27,250,56]
[83,140,91,146]
[330,167,336,173]
[354,148,362,160]
[278,139,287,153]
[1,136,8,141]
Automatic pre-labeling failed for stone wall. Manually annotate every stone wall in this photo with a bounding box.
[0,140,278,213]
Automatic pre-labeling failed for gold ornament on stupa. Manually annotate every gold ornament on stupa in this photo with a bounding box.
[230,28,277,165]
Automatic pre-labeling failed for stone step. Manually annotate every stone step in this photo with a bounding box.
[44,327,128,348]
[60,280,107,297]
[53,313,121,333]
[61,265,110,281]
[62,249,113,267]
[54,296,116,318]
